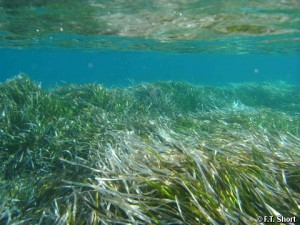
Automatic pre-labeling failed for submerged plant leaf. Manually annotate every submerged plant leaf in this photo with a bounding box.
[0,75,300,224]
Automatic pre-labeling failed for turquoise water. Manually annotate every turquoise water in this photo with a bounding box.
[1,49,300,87]
[1,1,300,224]
[0,0,299,86]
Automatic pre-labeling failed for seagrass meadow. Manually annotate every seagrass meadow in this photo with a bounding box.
[0,75,300,224]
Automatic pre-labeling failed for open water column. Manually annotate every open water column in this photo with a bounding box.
[0,1,299,224]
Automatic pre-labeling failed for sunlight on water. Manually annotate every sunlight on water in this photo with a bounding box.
[0,0,299,53]
[0,1,300,224]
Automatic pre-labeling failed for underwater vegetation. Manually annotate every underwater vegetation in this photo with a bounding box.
[0,75,300,224]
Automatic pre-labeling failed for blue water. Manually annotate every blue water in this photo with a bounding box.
[1,48,299,87]
[1,1,300,224]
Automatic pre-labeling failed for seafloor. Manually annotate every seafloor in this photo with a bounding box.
[0,75,299,224]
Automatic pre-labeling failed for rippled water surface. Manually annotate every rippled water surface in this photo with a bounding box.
[0,0,299,53]
[1,2,300,224]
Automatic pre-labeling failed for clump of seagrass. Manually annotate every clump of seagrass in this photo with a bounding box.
[0,75,299,224]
